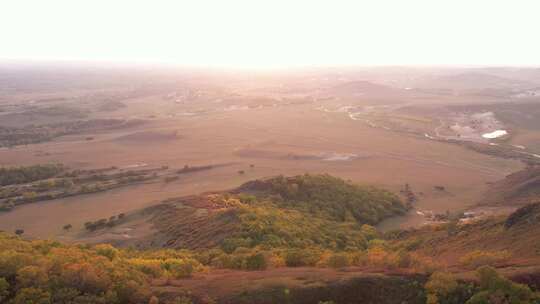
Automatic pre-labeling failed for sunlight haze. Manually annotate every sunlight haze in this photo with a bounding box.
[2,0,540,68]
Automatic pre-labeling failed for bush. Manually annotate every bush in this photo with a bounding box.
[17,265,49,288]
[425,272,458,303]
[395,250,413,268]
[0,164,64,186]
[94,244,119,261]
[327,253,350,268]
[0,277,9,302]
[129,259,164,278]
[366,247,390,267]
[459,250,510,269]
[163,259,194,279]
[348,251,368,266]
[466,266,536,304]
[360,224,378,240]
[0,233,162,304]
[13,287,51,304]
[149,295,160,304]
[284,249,321,267]
[505,202,540,229]
[245,252,268,270]
[221,237,252,254]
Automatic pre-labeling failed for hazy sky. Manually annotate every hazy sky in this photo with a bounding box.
[1,0,539,68]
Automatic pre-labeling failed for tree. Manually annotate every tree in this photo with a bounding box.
[22,191,37,201]
[327,253,350,269]
[13,287,51,304]
[164,259,194,279]
[115,279,151,304]
[17,265,49,288]
[15,229,24,236]
[360,224,378,240]
[466,266,536,304]
[459,250,510,269]
[50,288,79,303]
[94,244,119,261]
[63,224,72,231]
[0,277,9,302]
[246,252,268,270]
[171,296,192,304]
[425,272,458,304]
[446,220,459,236]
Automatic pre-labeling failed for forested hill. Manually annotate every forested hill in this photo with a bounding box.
[124,174,408,251]
[237,174,408,224]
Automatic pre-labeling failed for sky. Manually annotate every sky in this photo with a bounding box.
[1,0,540,69]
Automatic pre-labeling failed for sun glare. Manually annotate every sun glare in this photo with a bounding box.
[1,0,540,68]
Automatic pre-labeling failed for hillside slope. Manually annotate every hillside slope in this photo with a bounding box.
[96,174,408,251]
[483,165,540,206]
[389,202,540,268]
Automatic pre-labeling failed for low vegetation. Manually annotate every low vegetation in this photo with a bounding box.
[0,233,203,304]
[84,213,126,232]
[0,119,144,147]
[425,267,539,304]
[0,164,164,211]
[2,174,540,303]
[0,164,64,186]
[459,250,511,269]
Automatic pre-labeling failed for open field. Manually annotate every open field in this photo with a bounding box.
[0,106,523,237]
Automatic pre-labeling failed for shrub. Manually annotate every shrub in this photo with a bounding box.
[210,254,233,269]
[395,250,413,268]
[221,237,252,254]
[327,253,350,268]
[410,255,440,274]
[0,164,64,186]
[505,202,540,229]
[348,251,368,266]
[268,254,286,268]
[0,277,9,302]
[171,296,193,304]
[163,259,194,279]
[425,272,458,303]
[245,252,268,270]
[129,259,164,278]
[466,266,536,304]
[459,250,510,269]
[13,287,51,304]
[17,265,49,288]
[94,244,119,261]
[366,247,390,267]
[284,249,321,267]
[360,224,378,241]
[0,233,158,304]
[115,279,151,304]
